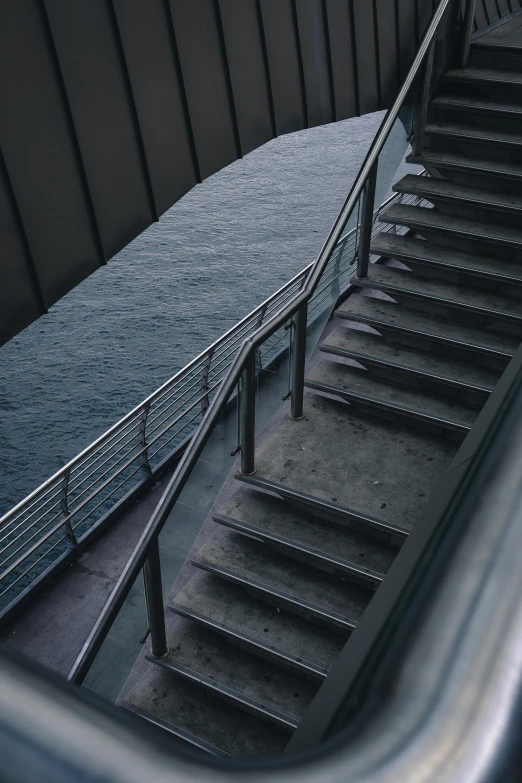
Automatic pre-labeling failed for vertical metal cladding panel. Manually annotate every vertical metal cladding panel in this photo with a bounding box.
[497,0,512,17]
[352,1,380,115]
[259,0,307,135]
[397,0,417,81]
[483,0,500,21]
[217,0,274,156]
[324,0,358,121]
[168,0,238,180]
[0,0,101,310]
[474,0,489,28]
[376,0,399,108]
[294,0,334,127]
[0,157,43,346]
[111,0,198,218]
[417,0,435,39]
[43,0,153,259]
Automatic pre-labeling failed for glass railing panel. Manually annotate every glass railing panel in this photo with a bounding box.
[81,380,241,702]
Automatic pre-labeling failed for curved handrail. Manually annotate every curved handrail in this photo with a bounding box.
[69,0,454,683]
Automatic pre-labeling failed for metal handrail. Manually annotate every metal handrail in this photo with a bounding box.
[68,0,457,683]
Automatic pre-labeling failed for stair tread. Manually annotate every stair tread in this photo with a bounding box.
[393,174,522,214]
[444,67,522,85]
[321,324,498,393]
[371,233,522,284]
[253,391,457,531]
[358,263,522,319]
[123,703,232,757]
[216,486,396,581]
[425,120,522,146]
[432,93,522,116]
[123,663,288,758]
[408,149,522,179]
[306,359,476,430]
[336,295,517,357]
[153,620,316,730]
[379,203,522,248]
[194,528,371,629]
[171,569,344,677]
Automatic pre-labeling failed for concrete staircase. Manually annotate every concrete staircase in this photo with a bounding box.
[122,38,522,758]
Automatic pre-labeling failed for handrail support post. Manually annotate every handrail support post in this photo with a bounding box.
[356,161,378,280]
[240,351,256,475]
[412,38,436,158]
[290,304,307,421]
[143,537,168,659]
[461,0,477,68]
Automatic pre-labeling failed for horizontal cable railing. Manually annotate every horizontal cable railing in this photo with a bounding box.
[0,183,424,619]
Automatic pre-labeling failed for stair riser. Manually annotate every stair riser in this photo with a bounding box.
[364,288,522,337]
[429,134,522,165]
[430,104,522,136]
[424,197,522,230]
[469,47,522,73]
[307,383,468,443]
[394,224,522,266]
[192,560,356,635]
[214,514,384,588]
[151,658,298,735]
[322,354,490,408]
[396,258,522,302]
[441,78,522,106]
[259,537,383,590]
[282,499,405,548]
[338,316,511,374]
[421,164,522,197]
[170,607,328,684]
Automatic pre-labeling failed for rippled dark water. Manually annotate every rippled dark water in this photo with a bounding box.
[0,112,394,515]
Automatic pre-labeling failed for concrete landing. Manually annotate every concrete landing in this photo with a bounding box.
[254,392,458,531]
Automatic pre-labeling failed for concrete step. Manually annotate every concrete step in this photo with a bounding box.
[426,120,522,149]
[123,663,288,758]
[192,528,372,632]
[236,472,410,546]
[407,150,522,182]
[378,204,522,256]
[250,392,458,533]
[370,233,522,288]
[171,568,345,680]
[443,67,522,87]
[392,174,522,218]
[305,359,476,435]
[149,620,317,733]
[320,325,498,396]
[355,264,522,324]
[123,702,232,757]
[470,41,522,72]
[431,93,522,119]
[335,296,517,360]
[214,486,397,587]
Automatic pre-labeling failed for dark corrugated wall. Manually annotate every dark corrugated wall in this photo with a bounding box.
[0,0,517,347]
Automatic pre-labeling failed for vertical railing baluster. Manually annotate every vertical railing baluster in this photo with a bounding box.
[60,468,79,552]
[138,403,153,478]
[356,161,378,280]
[200,348,215,413]
[412,38,436,159]
[240,351,256,475]
[290,304,308,421]
[143,536,168,659]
